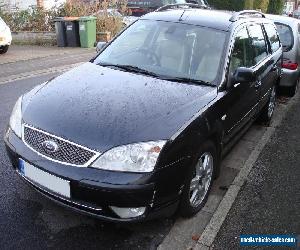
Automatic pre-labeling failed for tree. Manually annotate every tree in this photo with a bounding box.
[254,0,269,12]
[231,0,246,10]
[207,0,230,10]
[267,0,284,14]
[207,0,246,11]
[244,0,254,9]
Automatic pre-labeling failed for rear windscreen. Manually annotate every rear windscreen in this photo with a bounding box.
[275,22,294,51]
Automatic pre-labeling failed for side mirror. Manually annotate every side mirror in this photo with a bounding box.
[233,67,256,83]
[96,42,107,53]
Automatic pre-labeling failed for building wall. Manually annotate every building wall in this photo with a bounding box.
[2,0,66,11]
[2,0,36,11]
[44,0,66,9]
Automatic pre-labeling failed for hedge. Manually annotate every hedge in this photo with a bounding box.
[0,1,126,36]
[207,0,284,13]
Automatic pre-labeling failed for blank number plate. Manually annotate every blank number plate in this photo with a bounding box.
[18,159,70,198]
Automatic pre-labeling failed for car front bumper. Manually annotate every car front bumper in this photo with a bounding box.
[279,68,300,87]
[4,127,184,222]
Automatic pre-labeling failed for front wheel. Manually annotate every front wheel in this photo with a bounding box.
[257,85,276,125]
[0,45,9,54]
[179,141,218,217]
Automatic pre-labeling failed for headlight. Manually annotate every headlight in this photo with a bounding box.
[9,96,23,138]
[91,140,167,173]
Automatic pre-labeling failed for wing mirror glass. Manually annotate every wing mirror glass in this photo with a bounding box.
[96,42,107,53]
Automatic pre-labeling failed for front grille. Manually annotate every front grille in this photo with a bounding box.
[23,125,98,166]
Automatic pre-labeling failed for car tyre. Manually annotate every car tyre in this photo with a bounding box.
[0,45,9,54]
[179,140,218,217]
[257,85,276,125]
[287,78,299,97]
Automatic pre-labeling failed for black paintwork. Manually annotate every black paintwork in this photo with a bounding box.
[5,9,283,222]
[22,63,217,152]
[143,9,234,31]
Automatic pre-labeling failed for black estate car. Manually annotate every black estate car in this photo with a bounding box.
[5,7,282,222]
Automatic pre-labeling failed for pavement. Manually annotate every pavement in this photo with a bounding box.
[211,92,300,250]
[0,45,298,250]
[0,45,95,65]
[0,45,95,84]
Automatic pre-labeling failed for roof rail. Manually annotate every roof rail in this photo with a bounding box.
[229,10,265,22]
[156,3,208,12]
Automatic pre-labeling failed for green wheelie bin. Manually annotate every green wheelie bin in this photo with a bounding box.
[79,16,97,48]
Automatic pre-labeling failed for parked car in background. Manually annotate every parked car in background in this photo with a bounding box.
[185,0,209,7]
[0,17,12,54]
[127,0,208,16]
[95,9,138,27]
[293,10,300,19]
[268,15,300,96]
[5,8,281,222]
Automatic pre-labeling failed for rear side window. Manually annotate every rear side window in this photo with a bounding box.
[264,23,280,52]
[275,22,294,52]
[248,24,268,65]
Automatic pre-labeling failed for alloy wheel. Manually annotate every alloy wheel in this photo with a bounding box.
[268,86,276,119]
[189,152,213,207]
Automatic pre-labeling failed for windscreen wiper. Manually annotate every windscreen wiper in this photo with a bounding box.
[98,63,160,78]
[98,63,215,86]
[161,76,215,87]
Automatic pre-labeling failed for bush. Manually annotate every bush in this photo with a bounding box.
[0,0,126,36]
[244,0,254,9]
[207,0,246,11]
[253,0,269,12]
[0,8,59,32]
[267,0,284,14]
[208,0,282,13]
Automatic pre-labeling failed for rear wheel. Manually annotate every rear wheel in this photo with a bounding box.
[286,78,299,97]
[0,45,9,54]
[257,85,276,125]
[179,141,218,217]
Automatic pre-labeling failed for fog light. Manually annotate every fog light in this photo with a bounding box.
[110,206,146,219]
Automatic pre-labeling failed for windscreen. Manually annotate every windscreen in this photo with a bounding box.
[94,20,226,83]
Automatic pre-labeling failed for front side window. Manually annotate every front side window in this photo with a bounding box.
[275,22,294,52]
[229,26,254,74]
[264,23,280,52]
[248,24,268,65]
[94,20,227,84]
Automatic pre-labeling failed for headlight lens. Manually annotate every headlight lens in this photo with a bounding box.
[91,140,167,173]
[9,96,23,138]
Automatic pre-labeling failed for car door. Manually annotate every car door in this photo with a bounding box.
[248,23,279,112]
[222,25,260,144]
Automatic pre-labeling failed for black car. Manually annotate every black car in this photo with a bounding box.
[5,8,282,222]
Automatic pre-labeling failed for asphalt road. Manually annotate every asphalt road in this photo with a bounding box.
[0,73,174,250]
[213,95,300,249]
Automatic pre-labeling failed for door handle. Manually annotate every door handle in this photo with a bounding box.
[271,65,278,72]
[255,80,262,89]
